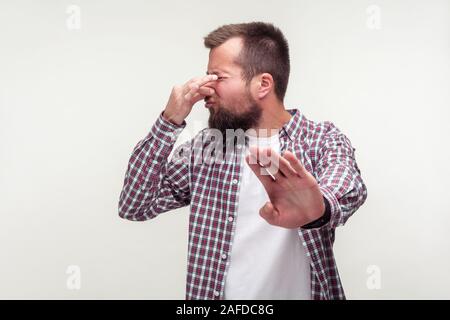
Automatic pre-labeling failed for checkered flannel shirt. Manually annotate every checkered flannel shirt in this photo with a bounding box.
[118,108,368,300]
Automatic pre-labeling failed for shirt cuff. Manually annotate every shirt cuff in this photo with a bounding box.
[149,111,187,146]
[300,196,331,230]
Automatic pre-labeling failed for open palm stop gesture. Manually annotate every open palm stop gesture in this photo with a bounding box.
[245,146,327,229]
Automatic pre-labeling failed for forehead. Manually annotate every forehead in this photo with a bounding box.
[207,37,243,75]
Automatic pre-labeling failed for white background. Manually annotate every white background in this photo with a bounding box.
[0,0,449,299]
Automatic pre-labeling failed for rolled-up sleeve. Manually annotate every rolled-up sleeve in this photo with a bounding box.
[311,121,368,230]
[118,112,191,221]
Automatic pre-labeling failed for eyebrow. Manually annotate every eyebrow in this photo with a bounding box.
[206,69,227,75]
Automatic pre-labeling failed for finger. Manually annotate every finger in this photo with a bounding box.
[283,150,307,178]
[250,147,284,180]
[184,85,198,101]
[185,79,217,101]
[197,86,215,96]
[183,77,202,95]
[189,87,215,104]
[248,146,272,167]
[189,85,214,99]
[184,75,217,96]
[245,153,275,188]
[192,74,218,88]
[278,156,299,179]
[259,201,279,225]
[186,76,203,86]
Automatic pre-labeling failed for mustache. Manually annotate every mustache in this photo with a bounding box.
[208,103,262,134]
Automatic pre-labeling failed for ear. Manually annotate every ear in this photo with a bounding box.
[254,73,274,99]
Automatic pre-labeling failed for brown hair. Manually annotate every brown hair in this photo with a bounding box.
[204,22,290,102]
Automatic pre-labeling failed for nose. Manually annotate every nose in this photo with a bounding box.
[204,84,217,100]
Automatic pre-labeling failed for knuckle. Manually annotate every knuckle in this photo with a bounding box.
[188,82,198,90]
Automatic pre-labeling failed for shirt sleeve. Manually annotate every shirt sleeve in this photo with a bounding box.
[118,112,191,221]
[308,121,368,230]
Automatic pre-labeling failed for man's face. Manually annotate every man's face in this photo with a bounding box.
[204,37,262,134]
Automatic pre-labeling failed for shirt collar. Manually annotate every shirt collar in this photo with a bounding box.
[279,108,303,141]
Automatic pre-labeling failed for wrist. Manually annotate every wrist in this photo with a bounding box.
[162,110,184,126]
[301,196,331,229]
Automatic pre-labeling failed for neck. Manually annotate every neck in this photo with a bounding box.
[251,104,292,137]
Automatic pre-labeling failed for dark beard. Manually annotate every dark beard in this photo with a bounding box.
[207,101,262,156]
[207,102,262,134]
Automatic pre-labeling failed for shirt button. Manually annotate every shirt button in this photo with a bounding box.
[214,290,220,297]
[221,253,227,260]
[232,179,238,185]
[228,216,234,222]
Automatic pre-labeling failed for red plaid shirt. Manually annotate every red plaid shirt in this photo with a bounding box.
[118,108,367,300]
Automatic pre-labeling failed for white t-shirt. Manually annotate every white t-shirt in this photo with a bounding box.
[223,132,311,300]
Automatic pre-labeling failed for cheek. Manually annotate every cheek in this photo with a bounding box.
[215,81,245,99]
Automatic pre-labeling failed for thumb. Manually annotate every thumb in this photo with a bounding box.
[259,201,279,225]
